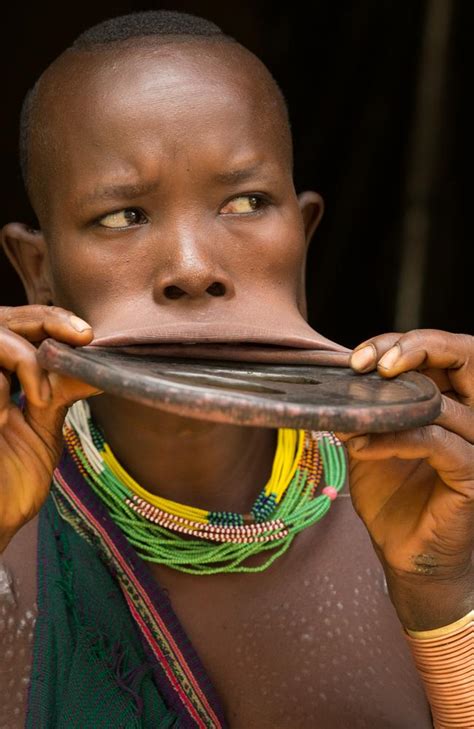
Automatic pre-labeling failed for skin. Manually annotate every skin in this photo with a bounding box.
[4,40,322,516]
[335,331,474,629]
[0,37,472,717]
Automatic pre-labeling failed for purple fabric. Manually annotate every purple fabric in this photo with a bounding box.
[58,448,228,728]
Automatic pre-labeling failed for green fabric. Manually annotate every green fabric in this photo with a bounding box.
[27,494,178,728]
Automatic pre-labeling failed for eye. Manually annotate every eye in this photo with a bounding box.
[98,208,148,229]
[220,195,268,215]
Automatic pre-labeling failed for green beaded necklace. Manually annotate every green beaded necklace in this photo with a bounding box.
[59,401,347,575]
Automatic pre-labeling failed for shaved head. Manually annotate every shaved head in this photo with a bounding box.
[4,10,323,357]
[19,11,292,222]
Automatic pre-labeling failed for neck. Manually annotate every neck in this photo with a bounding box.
[89,394,277,514]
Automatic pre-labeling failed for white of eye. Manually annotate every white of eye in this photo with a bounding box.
[99,209,145,228]
[221,196,262,214]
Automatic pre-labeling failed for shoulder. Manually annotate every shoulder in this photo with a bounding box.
[1,514,38,611]
[0,515,38,728]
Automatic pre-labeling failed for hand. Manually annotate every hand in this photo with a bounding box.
[0,305,100,552]
[335,329,474,630]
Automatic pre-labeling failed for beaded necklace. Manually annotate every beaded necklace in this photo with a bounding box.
[58,400,347,574]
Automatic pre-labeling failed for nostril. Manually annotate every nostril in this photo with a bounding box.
[206,282,226,297]
[164,285,185,300]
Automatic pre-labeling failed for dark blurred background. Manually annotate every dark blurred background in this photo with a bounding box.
[1,1,472,348]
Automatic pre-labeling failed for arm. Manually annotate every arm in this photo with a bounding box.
[335,329,473,725]
[0,305,98,553]
[405,610,473,729]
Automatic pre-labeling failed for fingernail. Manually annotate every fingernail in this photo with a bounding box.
[348,435,369,451]
[70,315,91,332]
[351,346,375,371]
[40,378,52,403]
[379,346,400,370]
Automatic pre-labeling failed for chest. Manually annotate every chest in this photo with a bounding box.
[147,510,432,729]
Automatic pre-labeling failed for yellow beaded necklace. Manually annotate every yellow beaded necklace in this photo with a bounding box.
[61,400,346,574]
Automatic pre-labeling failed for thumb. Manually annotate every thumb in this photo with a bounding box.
[48,371,103,409]
[24,373,102,460]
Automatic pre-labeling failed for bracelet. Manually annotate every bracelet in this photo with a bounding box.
[406,610,474,639]
[404,610,473,729]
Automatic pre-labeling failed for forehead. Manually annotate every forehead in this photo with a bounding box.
[30,40,290,214]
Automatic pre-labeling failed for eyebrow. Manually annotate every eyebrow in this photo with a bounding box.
[76,180,159,209]
[213,164,264,186]
[76,163,265,209]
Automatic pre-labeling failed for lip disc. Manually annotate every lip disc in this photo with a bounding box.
[37,339,441,432]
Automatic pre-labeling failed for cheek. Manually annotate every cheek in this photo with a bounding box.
[47,235,148,319]
[46,206,306,319]
[229,210,305,290]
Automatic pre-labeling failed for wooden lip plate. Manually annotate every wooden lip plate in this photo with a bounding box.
[37,339,442,433]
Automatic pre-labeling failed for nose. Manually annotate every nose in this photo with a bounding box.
[163,281,227,300]
[152,229,235,303]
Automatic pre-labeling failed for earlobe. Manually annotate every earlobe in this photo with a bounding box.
[295,192,324,320]
[1,222,52,304]
[297,191,324,246]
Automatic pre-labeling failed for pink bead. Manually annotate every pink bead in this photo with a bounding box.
[322,486,338,501]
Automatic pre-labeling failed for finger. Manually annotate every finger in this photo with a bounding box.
[344,426,474,497]
[47,372,103,408]
[0,371,10,425]
[350,328,473,375]
[350,333,402,372]
[355,330,474,402]
[434,395,474,444]
[376,330,473,378]
[23,374,102,461]
[0,305,93,345]
[0,329,51,408]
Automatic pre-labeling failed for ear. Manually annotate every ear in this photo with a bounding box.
[297,191,324,246]
[296,191,324,319]
[1,222,53,304]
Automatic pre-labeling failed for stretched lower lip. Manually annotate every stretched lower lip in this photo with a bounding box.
[88,327,351,367]
[90,323,349,350]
